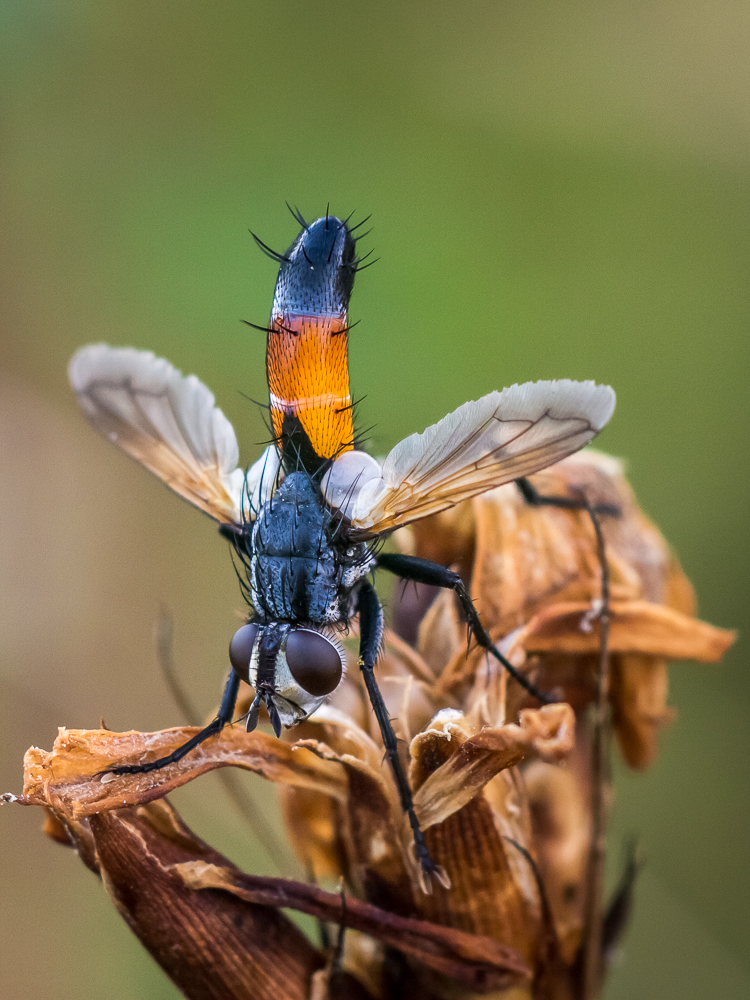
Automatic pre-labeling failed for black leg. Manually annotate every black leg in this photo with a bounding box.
[357,581,446,888]
[104,669,241,776]
[377,552,555,705]
[516,476,621,518]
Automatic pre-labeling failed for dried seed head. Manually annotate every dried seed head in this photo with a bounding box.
[13,449,735,999]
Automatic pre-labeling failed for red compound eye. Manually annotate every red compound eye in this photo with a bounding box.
[229,623,259,684]
[285,629,343,697]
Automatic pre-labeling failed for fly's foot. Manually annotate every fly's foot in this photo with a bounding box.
[411,819,451,893]
[414,837,451,894]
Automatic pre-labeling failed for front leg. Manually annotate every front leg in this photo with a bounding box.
[356,581,447,890]
[516,476,621,518]
[377,552,554,705]
[103,669,241,776]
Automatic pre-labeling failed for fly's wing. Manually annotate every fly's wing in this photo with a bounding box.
[69,344,280,524]
[322,380,615,535]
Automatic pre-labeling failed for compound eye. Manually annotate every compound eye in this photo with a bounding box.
[285,629,343,697]
[229,623,259,683]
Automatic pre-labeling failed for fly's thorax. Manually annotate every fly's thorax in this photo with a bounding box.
[248,471,375,623]
[249,473,337,622]
[253,472,331,554]
[229,621,346,729]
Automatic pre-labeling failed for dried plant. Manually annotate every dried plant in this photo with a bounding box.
[8,452,734,999]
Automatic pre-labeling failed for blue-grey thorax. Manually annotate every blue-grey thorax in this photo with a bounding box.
[250,472,373,625]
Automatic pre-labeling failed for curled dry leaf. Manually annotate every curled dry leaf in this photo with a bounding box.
[608,654,675,770]
[506,600,735,662]
[22,723,347,818]
[411,704,575,831]
[524,758,591,967]
[397,451,735,768]
[18,724,531,997]
[177,860,530,992]
[33,796,324,1000]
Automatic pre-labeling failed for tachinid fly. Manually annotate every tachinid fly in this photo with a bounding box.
[69,208,617,887]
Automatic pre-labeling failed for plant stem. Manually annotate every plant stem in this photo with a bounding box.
[581,504,611,1000]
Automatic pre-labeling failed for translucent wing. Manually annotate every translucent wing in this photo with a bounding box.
[322,380,615,535]
[69,344,280,524]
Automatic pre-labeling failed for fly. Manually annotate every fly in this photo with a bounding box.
[68,208,617,887]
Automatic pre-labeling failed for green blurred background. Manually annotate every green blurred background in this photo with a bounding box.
[1,2,747,997]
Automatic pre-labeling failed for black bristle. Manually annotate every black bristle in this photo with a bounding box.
[249,229,291,264]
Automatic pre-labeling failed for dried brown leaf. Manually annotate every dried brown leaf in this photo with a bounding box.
[35,797,324,1000]
[509,600,736,661]
[415,792,542,970]
[412,704,576,830]
[293,736,414,911]
[525,760,590,965]
[22,724,347,818]
[610,654,676,769]
[177,860,531,993]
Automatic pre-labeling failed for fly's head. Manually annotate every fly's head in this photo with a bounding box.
[228,619,345,736]
[272,214,357,320]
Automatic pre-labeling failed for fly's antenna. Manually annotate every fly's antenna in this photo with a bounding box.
[249,229,291,264]
[286,202,308,229]
[325,203,330,230]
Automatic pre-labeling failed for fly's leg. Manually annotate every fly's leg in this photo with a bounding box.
[377,552,554,704]
[516,476,621,518]
[357,581,446,889]
[103,669,241,776]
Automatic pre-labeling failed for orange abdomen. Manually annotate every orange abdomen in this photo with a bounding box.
[266,315,353,461]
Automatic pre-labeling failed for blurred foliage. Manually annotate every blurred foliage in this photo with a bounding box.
[0,2,747,997]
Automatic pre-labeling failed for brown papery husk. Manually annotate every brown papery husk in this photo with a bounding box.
[18,725,532,997]
[52,798,324,1000]
[405,705,576,976]
[22,723,347,818]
